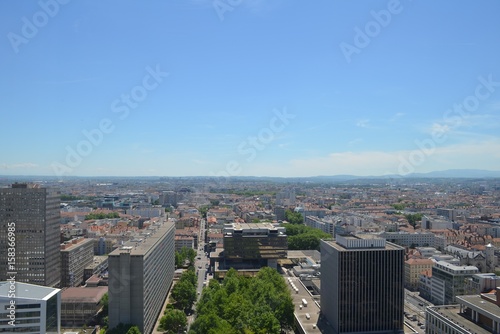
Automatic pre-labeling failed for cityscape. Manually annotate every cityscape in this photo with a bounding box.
[1,175,500,333]
[2,0,500,334]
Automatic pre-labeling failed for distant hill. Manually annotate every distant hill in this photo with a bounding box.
[308,169,500,182]
[2,169,500,181]
[404,169,500,178]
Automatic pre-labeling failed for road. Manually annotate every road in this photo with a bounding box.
[187,218,210,331]
[404,289,432,332]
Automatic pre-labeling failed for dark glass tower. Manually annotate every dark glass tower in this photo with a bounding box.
[320,235,405,334]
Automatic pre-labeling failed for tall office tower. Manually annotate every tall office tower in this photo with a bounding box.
[320,235,405,334]
[108,219,175,334]
[0,183,61,287]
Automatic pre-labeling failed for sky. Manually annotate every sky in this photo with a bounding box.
[1,0,500,178]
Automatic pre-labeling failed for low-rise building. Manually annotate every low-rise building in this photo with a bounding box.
[431,261,479,305]
[380,231,435,247]
[405,258,434,290]
[426,290,500,334]
[61,286,108,327]
[0,281,61,334]
[222,222,287,270]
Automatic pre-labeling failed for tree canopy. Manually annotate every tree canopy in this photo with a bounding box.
[405,213,423,228]
[284,209,303,224]
[158,309,187,334]
[106,323,141,334]
[189,267,294,334]
[283,224,331,250]
[85,211,120,220]
[170,268,197,311]
[175,247,197,268]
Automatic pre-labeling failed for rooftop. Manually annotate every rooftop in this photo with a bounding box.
[109,220,174,256]
[456,294,500,321]
[61,286,108,303]
[427,305,490,334]
[323,235,403,251]
[0,282,60,300]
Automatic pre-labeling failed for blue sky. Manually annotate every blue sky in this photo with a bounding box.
[1,0,500,177]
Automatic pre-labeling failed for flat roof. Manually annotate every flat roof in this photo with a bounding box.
[61,286,108,303]
[286,276,323,334]
[0,282,60,300]
[109,220,174,256]
[60,238,94,251]
[456,294,500,321]
[435,261,478,271]
[322,238,403,251]
[224,222,285,233]
[428,305,490,334]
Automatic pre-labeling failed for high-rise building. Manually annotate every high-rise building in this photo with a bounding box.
[0,183,61,287]
[320,235,405,334]
[60,238,94,287]
[108,219,175,334]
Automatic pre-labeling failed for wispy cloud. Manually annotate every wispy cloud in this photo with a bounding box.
[348,138,363,146]
[257,139,500,177]
[0,163,38,170]
[356,119,371,128]
[424,113,500,136]
[389,112,405,122]
[36,77,100,85]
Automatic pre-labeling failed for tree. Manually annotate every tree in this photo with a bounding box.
[101,292,109,315]
[107,323,141,334]
[405,213,423,228]
[159,309,187,333]
[190,267,294,334]
[175,247,197,268]
[199,205,210,218]
[282,224,330,251]
[171,279,197,311]
[126,326,141,334]
[392,203,405,211]
[284,210,303,224]
[85,211,120,220]
[186,248,196,267]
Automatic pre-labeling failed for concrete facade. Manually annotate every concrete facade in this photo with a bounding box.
[108,219,175,334]
[0,183,61,287]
